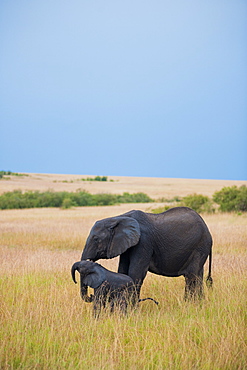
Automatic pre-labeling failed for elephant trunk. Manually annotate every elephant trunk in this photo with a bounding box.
[71,261,81,284]
[79,276,88,301]
[80,277,94,303]
[71,261,93,303]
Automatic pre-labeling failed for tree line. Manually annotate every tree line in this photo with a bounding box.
[0,190,153,210]
[0,185,246,212]
[153,185,247,214]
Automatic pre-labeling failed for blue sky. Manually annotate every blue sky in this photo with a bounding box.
[1,1,246,180]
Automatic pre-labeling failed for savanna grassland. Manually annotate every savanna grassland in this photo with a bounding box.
[0,174,247,369]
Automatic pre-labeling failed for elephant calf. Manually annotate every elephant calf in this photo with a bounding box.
[71,260,158,316]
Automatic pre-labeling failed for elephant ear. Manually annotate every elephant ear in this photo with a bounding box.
[82,265,106,289]
[107,217,141,259]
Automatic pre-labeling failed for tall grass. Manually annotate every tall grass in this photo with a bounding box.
[1,270,246,369]
[0,208,247,369]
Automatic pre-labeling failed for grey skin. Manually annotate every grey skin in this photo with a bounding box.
[80,207,213,303]
[71,260,158,316]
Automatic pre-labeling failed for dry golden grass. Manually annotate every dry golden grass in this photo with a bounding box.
[1,207,246,276]
[0,175,247,369]
[1,172,246,197]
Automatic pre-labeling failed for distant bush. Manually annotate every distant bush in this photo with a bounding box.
[213,185,247,212]
[157,196,182,203]
[152,194,214,214]
[55,176,111,184]
[152,205,172,214]
[118,192,153,204]
[181,194,215,213]
[69,191,95,207]
[95,176,108,182]
[152,186,247,214]
[82,176,108,182]
[0,190,153,210]
[92,193,117,206]
[0,171,28,178]
[61,198,74,209]
[0,171,13,177]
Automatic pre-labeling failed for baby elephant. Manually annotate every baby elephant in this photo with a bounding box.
[71,260,158,316]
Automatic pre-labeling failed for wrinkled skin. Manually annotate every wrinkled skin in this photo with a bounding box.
[80,207,213,303]
[71,260,137,316]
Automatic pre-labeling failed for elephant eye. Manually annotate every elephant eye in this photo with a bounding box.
[93,236,99,242]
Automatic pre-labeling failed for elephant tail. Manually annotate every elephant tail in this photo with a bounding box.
[206,249,213,288]
[139,297,159,305]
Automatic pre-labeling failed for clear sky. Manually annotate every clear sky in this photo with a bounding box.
[1,1,246,180]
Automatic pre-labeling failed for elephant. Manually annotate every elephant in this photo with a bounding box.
[80,207,213,303]
[71,260,158,316]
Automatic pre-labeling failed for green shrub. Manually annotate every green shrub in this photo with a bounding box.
[157,196,181,203]
[152,194,214,214]
[118,192,153,203]
[181,194,215,213]
[152,205,172,214]
[69,191,93,207]
[0,190,153,210]
[0,190,24,209]
[81,176,108,182]
[0,171,12,176]
[130,192,153,203]
[213,185,247,212]
[92,193,117,206]
[61,198,73,209]
[0,171,28,178]
[94,176,108,182]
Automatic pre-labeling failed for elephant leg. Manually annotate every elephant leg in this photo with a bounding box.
[93,300,102,318]
[118,253,140,304]
[109,298,126,314]
[118,249,152,305]
[109,299,115,313]
[183,251,206,300]
[113,293,128,315]
[109,293,119,313]
[119,299,128,315]
[128,266,149,305]
[184,269,204,300]
[118,252,130,275]
[93,290,106,317]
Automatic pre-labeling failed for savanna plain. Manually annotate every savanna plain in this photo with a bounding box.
[1,174,247,369]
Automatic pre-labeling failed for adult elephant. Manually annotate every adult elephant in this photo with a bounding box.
[80,207,213,303]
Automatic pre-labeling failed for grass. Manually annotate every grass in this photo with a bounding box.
[1,175,247,369]
[1,260,246,369]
